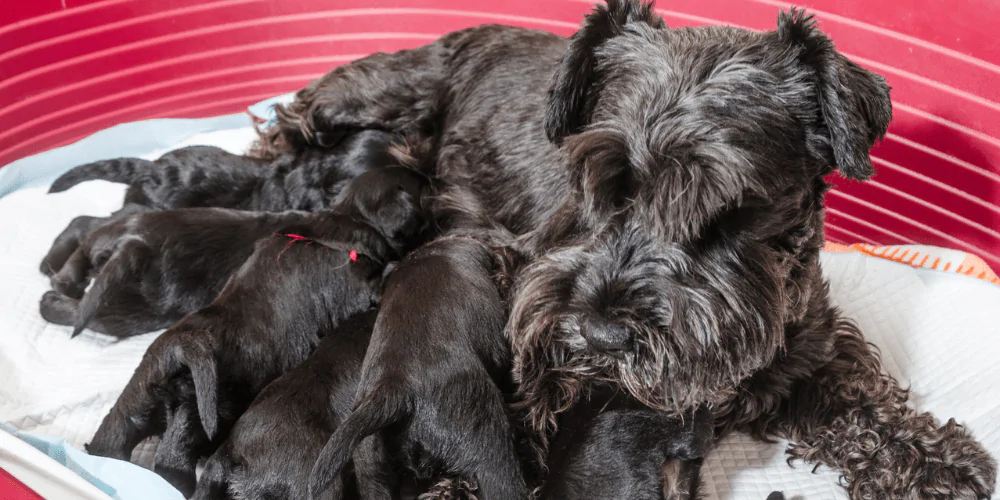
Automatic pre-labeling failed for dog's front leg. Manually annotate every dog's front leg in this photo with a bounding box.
[757,323,996,499]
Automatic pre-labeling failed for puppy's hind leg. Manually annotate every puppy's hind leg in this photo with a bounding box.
[88,334,190,461]
[191,449,233,500]
[353,433,400,500]
[73,239,152,338]
[49,246,93,300]
[155,400,212,498]
[423,377,527,500]
[39,290,79,327]
[40,215,108,277]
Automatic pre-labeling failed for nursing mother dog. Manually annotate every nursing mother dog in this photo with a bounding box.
[258,1,996,498]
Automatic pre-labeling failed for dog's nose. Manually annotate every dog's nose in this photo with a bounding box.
[581,318,633,357]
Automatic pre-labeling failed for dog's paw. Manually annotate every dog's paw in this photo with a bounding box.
[49,275,86,300]
[39,290,78,326]
[906,419,997,500]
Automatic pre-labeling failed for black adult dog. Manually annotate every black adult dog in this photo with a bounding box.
[257,1,996,497]
[84,167,430,495]
[192,310,377,500]
[40,129,399,277]
[39,166,428,338]
[310,237,527,500]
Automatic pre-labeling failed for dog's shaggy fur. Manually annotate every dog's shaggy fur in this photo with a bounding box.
[39,166,429,338]
[310,237,528,500]
[192,310,377,500]
[85,167,429,495]
[256,1,997,497]
[539,384,712,500]
[39,129,400,276]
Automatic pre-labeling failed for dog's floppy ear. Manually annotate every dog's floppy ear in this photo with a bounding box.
[358,184,427,243]
[545,0,665,145]
[778,9,892,180]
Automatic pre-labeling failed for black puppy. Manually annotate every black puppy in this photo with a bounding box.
[192,310,377,500]
[40,129,399,276]
[310,237,527,500]
[84,167,429,495]
[539,384,713,500]
[40,206,310,337]
[40,166,428,338]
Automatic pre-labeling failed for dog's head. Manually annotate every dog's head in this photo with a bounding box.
[335,165,433,248]
[513,1,891,438]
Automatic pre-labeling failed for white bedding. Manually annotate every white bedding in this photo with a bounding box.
[1,127,998,499]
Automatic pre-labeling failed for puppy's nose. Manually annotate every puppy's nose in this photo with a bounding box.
[581,318,633,357]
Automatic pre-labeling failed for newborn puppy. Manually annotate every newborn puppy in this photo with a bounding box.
[40,129,399,276]
[310,237,528,500]
[48,129,400,212]
[192,310,377,500]
[86,167,429,495]
[40,166,428,338]
[539,384,713,500]
[40,206,311,337]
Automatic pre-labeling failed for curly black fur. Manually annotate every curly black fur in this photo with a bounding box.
[256,1,996,497]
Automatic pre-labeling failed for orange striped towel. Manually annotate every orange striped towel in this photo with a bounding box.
[824,242,1000,286]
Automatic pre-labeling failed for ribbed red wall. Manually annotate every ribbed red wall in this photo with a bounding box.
[2,0,998,269]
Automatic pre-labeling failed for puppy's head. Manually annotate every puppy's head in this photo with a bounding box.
[335,166,433,248]
[516,2,891,435]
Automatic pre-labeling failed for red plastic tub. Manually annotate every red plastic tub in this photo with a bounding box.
[2,0,999,269]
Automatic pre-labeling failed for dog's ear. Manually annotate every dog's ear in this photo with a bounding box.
[545,0,665,145]
[778,9,892,181]
[359,185,427,243]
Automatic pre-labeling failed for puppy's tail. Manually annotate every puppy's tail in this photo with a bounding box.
[181,342,220,440]
[73,240,151,338]
[309,386,409,499]
[49,157,152,193]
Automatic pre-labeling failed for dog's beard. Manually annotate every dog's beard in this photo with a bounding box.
[509,245,788,464]
[507,253,680,464]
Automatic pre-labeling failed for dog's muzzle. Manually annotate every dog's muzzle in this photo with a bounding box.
[580,317,633,357]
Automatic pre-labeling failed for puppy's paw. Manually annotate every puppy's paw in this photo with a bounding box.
[39,255,61,277]
[39,290,78,326]
[49,275,86,300]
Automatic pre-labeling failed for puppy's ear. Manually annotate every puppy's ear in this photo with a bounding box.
[360,186,427,243]
[545,0,665,145]
[778,9,892,180]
